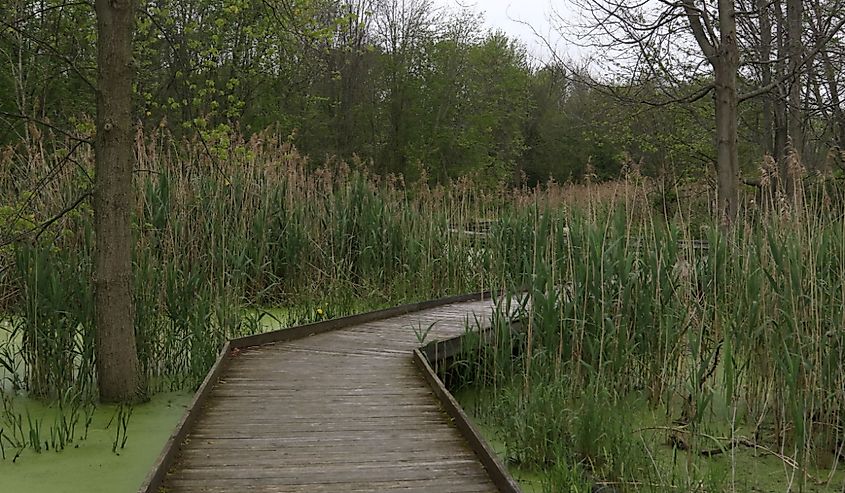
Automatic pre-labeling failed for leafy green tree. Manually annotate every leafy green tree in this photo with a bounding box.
[0,0,96,143]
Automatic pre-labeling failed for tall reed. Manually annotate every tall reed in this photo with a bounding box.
[2,128,584,401]
[460,179,845,492]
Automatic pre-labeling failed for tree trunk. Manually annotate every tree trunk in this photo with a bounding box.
[817,38,845,152]
[714,0,740,225]
[94,0,145,403]
[714,64,739,225]
[773,0,791,193]
[685,0,741,224]
[786,0,803,162]
[758,0,773,155]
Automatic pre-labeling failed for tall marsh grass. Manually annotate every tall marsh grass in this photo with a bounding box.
[458,182,845,491]
[2,129,609,402]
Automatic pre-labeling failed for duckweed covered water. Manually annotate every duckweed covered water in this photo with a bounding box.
[0,391,192,493]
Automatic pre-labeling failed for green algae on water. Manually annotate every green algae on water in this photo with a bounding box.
[0,391,192,493]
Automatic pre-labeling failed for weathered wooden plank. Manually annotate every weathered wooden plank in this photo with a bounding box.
[195,419,452,432]
[181,435,472,452]
[175,448,477,464]
[200,401,445,411]
[162,477,497,493]
[168,462,489,482]
[187,429,466,441]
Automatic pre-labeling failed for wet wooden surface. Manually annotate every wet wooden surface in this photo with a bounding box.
[160,300,500,493]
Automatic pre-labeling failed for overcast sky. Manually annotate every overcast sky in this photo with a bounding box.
[437,0,574,64]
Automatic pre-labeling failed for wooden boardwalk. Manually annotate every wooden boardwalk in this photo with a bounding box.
[143,295,518,493]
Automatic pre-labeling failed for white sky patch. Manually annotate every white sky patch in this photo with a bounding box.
[436,0,578,64]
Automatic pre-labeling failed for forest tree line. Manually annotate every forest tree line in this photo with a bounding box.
[1,0,845,193]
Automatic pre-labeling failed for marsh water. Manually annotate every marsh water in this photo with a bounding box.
[0,391,192,493]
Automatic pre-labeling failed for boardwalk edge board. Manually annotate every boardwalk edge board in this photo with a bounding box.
[138,291,493,493]
[138,340,232,493]
[413,345,523,493]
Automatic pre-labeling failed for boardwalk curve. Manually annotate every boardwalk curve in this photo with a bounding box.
[141,293,520,493]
